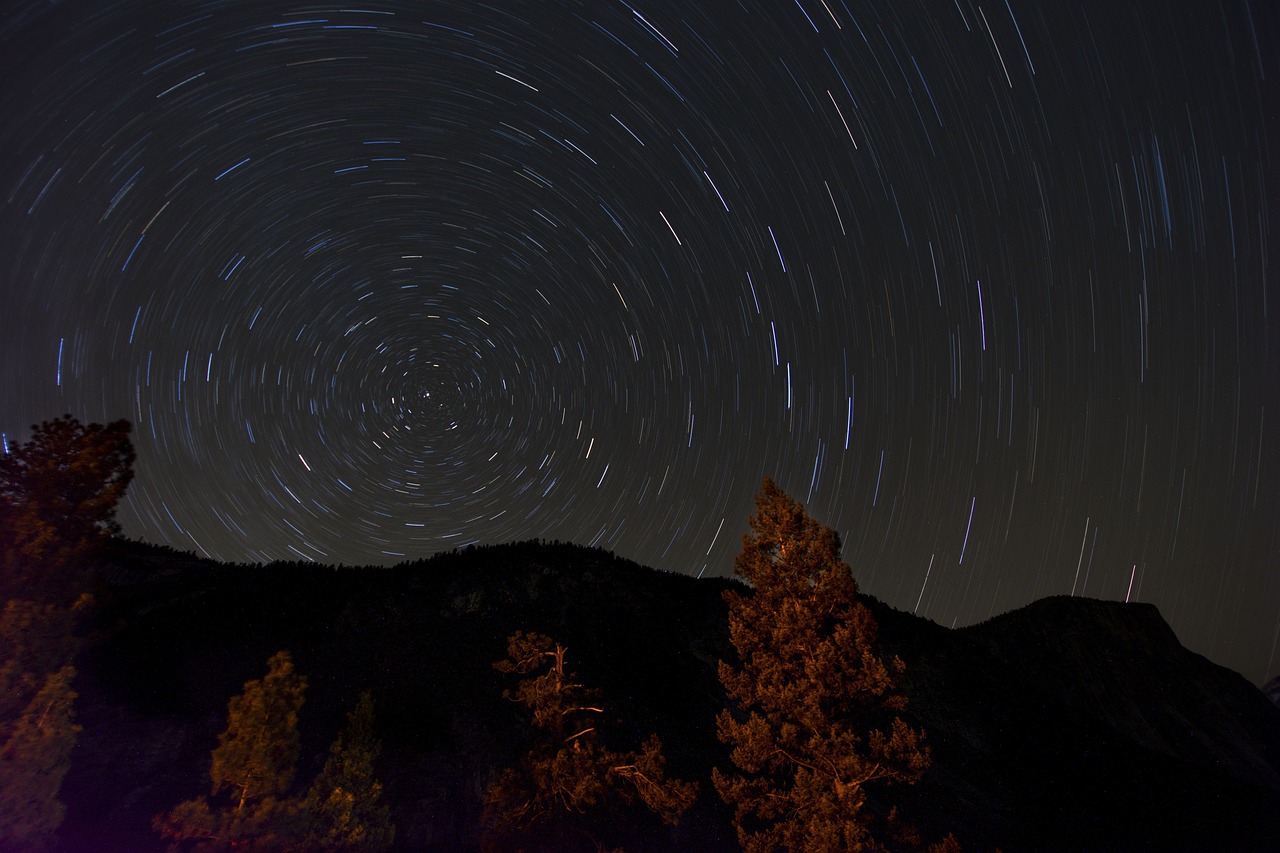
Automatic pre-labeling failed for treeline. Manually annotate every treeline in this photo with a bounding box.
[1,417,961,852]
[1,416,133,853]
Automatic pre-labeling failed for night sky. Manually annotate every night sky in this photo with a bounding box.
[1,1,1276,683]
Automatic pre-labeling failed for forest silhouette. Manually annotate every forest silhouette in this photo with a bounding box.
[2,417,1279,852]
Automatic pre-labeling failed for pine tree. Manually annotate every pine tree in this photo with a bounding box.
[0,415,134,601]
[0,598,86,852]
[0,666,80,853]
[155,651,307,850]
[0,599,79,722]
[481,631,697,852]
[211,651,306,810]
[302,691,394,852]
[713,477,930,853]
[0,413,127,845]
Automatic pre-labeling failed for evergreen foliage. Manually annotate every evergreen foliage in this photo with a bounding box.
[0,666,80,853]
[0,406,1260,850]
[0,599,79,722]
[211,651,306,810]
[153,796,302,853]
[481,631,697,852]
[0,594,90,851]
[0,414,134,601]
[302,691,394,852]
[0,414,132,848]
[155,651,308,850]
[714,477,930,852]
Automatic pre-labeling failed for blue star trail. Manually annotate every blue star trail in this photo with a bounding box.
[1,0,1276,684]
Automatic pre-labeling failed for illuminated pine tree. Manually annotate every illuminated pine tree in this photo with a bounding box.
[0,666,80,853]
[0,415,134,601]
[302,691,394,851]
[155,651,307,850]
[714,477,930,852]
[0,596,87,853]
[481,631,696,852]
[0,600,78,723]
[211,651,306,811]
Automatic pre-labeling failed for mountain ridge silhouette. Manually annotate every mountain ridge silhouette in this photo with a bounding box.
[50,537,1280,851]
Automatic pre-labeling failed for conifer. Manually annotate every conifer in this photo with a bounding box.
[0,666,80,853]
[211,651,306,811]
[155,651,307,850]
[0,599,78,722]
[481,631,696,852]
[0,599,84,852]
[0,415,134,599]
[303,691,394,851]
[714,477,930,852]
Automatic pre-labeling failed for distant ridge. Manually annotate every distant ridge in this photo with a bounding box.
[1265,675,1280,708]
[52,538,1280,851]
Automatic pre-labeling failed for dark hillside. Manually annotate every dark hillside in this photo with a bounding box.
[52,540,1280,851]
[884,596,1280,851]
[62,540,740,852]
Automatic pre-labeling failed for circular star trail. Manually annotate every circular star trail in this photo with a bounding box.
[1,1,1277,683]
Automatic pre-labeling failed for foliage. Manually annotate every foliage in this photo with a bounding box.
[0,599,79,721]
[151,794,304,853]
[481,631,697,852]
[0,413,130,847]
[302,691,394,851]
[0,666,80,853]
[927,833,964,853]
[714,477,930,852]
[211,650,307,810]
[0,415,134,600]
[0,596,89,852]
[155,651,307,850]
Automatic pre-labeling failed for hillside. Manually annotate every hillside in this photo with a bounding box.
[52,539,1280,851]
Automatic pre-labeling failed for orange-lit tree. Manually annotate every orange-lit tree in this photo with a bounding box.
[481,631,696,852]
[0,414,131,849]
[714,477,930,852]
[0,665,79,852]
[302,691,394,851]
[0,415,134,600]
[155,651,307,850]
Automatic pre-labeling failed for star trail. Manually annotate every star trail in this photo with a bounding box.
[1,1,1276,683]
